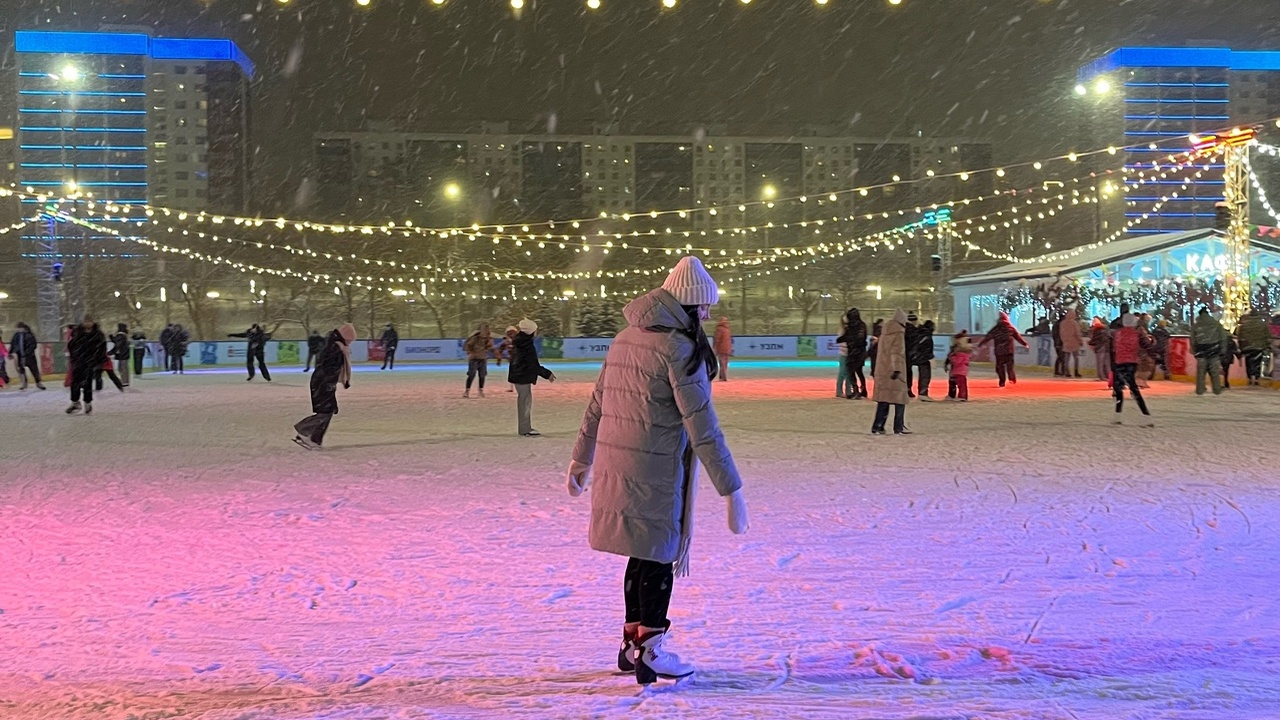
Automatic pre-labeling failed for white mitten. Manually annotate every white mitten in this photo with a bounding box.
[567,461,592,497]
[726,489,749,534]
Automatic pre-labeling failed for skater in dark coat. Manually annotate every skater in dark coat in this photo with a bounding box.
[130,331,151,377]
[304,331,324,372]
[1237,311,1270,386]
[907,319,936,400]
[229,324,272,381]
[66,318,107,414]
[836,308,869,398]
[165,324,188,374]
[9,322,46,390]
[1222,334,1240,389]
[1149,319,1172,380]
[294,323,355,450]
[159,324,175,372]
[380,324,399,370]
[868,319,883,377]
[978,312,1030,387]
[110,323,131,387]
[508,318,556,436]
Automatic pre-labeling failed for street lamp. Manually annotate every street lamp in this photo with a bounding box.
[761,183,777,201]
[443,181,462,200]
[0,291,9,300]
[205,291,220,299]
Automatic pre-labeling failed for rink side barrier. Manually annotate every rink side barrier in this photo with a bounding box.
[12,335,1280,384]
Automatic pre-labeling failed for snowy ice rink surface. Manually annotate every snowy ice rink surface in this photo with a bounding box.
[1,361,1278,719]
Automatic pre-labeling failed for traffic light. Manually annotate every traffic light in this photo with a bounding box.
[930,254,942,272]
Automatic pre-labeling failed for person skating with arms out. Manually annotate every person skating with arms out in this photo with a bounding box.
[229,324,272,381]
[568,256,748,685]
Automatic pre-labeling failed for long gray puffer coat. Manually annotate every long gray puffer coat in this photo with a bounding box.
[872,309,910,406]
[572,288,743,572]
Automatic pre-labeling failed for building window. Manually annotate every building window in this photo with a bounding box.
[175,100,187,110]
[175,171,189,180]
[175,66,188,75]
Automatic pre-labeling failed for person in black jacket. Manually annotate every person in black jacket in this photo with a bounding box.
[131,330,150,377]
[508,318,556,436]
[304,330,324,372]
[836,308,869,399]
[868,319,883,377]
[66,317,107,414]
[9,322,46,390]
[111,323,131,387]
[294,323,355,450]
[906,317,936,399]
[380,323,399,370]
[229,323,272,381]
[159,324,175,372]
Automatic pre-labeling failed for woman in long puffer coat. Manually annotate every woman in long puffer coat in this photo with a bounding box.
[568,256,748,685]
[871,309,911,434]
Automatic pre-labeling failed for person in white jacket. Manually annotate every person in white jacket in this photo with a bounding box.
[568,256,748,685]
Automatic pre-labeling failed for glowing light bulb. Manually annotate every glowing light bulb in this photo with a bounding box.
[355,0,370,6]
[511,0,523,7]
[1074,83,1087,96]
[1094,78,1111,94]
[995,168,1006,177]
[888,0,902,5]
[816,0,828,4]
[587,0,600,8]
[662,0,676,7]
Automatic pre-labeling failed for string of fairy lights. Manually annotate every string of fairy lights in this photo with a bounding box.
[0,136,1237,303]
[0,216,40,235]
[326,0,910,11]
[1,127,1207,240]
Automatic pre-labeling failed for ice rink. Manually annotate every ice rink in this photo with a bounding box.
[2,361,1278,719]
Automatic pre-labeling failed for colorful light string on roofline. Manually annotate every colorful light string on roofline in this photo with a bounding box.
[2,125,1252,236]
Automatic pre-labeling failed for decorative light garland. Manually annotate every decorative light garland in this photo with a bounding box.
[3,131,1234,237]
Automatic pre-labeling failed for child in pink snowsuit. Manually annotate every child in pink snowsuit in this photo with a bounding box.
[946,332,973,401]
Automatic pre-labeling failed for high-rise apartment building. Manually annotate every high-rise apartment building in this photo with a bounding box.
[312,123,992,229]
[14,30,254,217]
[12,30,253,334]
[1077,46,1280,235]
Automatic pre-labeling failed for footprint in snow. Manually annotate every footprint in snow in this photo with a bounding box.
[544,588,574,604]
[775,552,800,569]
[935,595,979,614]
[192,663,222,674]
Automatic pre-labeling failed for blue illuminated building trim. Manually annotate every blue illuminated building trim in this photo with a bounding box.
[19,126,148,133]
[1123,115,1231,120]
[20,90,148,97]
[15,30,254,78]
[21,181,148,187]
[19,109,147,115]
[21,163,148,169]
[21,145,147,151]
[1123,98,1230,104]
[1079,47,1280,82]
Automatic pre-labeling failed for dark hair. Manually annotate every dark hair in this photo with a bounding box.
[680,305,718,379]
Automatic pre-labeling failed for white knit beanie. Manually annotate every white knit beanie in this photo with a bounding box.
[518,318,538,334]
[661,256,720,306]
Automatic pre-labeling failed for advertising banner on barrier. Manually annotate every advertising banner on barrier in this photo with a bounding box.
[560,337,614,359]
[399,339,463,361]
[816,336,842,357]
[733,336,797,357]
[367,341,386,363]
[1169,337,1191,377]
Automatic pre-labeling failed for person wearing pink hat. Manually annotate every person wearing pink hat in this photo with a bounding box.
[568,256,748,685]
[293,322,356,450]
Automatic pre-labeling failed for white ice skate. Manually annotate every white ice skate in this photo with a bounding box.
[462,390,470,399]
[617,626,639,673]
[65,401,82,415]
[84,402,92,415]
[635,627,695,685]
[478,389,485,398]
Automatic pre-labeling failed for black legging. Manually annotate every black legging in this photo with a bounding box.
[995,354,1016,385]
[908,362,932,396]
[382,347,396,370]
[845,351,867,396]
[133,348,146,376]
[1112,363,1150,416]
[624,558,674,629]
[70,366,95,403]
[1244,349,1266,381]
[96,366,123,392]
[248,348,271,380]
